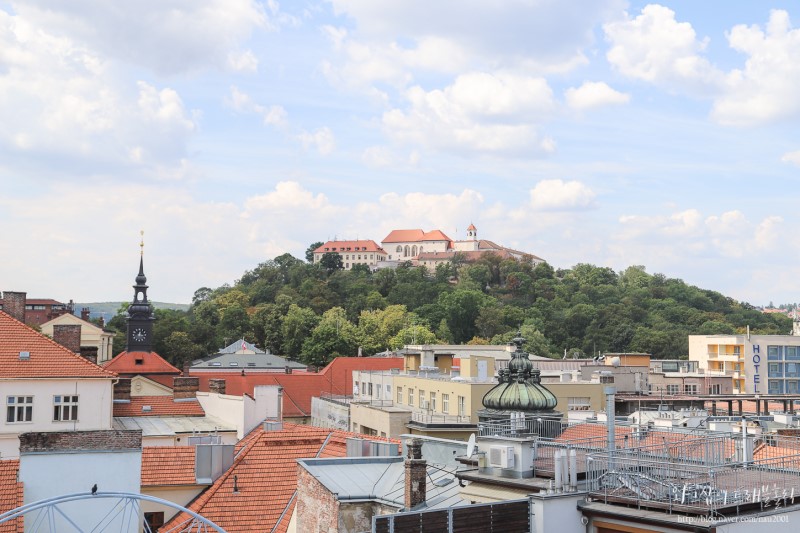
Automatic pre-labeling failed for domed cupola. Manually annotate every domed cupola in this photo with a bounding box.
[478,332,560,426]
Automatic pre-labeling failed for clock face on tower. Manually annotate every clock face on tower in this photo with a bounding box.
[132,328,147,342]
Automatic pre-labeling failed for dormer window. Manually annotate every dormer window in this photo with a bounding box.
[135,358,144,365]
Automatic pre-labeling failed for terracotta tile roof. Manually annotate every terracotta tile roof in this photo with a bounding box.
[382,229,453,243]
[417,250,514,261]
[0,311,116,379]
[23,299,64,306]
[141,447,198,486]
[191,357,403,418]
[113,396,205,417]
[314,240,386,254]
[162,424,399,533]
[0,459,22,533]
[103,350,182,376]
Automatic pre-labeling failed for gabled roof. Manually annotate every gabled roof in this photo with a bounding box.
[192,351,306,371]
[40,312,107,335]
[162,424,398,533]
[103,350,182,376]
[113,396,205,417]
[218,339,264,354]
[141,447,199,487]
[314,240,386,254]
[382,229,453,244]
[0,459,22,533]
[190,357,403,417]
[0,311,116,379]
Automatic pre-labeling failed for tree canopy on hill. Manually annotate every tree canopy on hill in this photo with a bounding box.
[107,253,791,366]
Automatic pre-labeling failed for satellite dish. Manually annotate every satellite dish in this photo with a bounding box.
[466,433,476,458]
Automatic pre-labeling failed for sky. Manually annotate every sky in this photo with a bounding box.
[1,1,799,306]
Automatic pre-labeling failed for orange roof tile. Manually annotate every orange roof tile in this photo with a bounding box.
[0,311,116,379]
[162,424,399,533]
[0,459,22,533]
[314,240,386,254]
[190,357,403,418]
[103,350,182,376]
[113,396,205,417]
[421,229,452,242]
[382,229,453,243]
[141,447,198,486]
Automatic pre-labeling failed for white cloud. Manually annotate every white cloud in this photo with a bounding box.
[604,4,722,93]
[382,72,555,156]
[529,179,596,211]
[227,49,259,72]
[565,81,630,110]
[782,150,800,167]
[297,127,336,156]
[712,10,800,125]
[226,86,288,128]
[12,0,270,75]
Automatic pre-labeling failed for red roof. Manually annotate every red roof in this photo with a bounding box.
[314,240,386,254]
[467,223,476,231]
[141,447,198,486]
[0,460,22,533]
[162,424,398,533]
[0,311,116,379]
[382,229,452,243]
[24,299,64,306]
[113,396,205,417]
[191,357,403,418]
[103,350,182,376]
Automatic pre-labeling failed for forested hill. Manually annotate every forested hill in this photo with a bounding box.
[108,253,792,366]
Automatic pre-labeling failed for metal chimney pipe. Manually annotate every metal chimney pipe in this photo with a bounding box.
[605,385,616,469]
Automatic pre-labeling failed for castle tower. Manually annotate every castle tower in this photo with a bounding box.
[467,223,477,241]
[126,232,155,353]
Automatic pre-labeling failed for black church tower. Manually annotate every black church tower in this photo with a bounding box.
[126,241,155,353]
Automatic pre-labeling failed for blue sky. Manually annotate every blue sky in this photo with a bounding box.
[1,1,799,305]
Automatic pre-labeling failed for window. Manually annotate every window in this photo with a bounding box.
[430,392,436,411]
[442,393,449,413]
[787,346,800,361]
[666,385,680,395]
[408,388,414,406]
[768,346,782,360]
[368,382,373,397]
[458,396,466,417]
[567,397,591,411]
[419,390,425,407]
[354,381,359,396]
[788,380,800,394]
[397,386,403,404]
[144,512,165,531]
[769,363,783,377]
[769,379,784,394]
[362,383,367,396]
[7,396,33,423]
[788,363,800,378]
[53,395,79,421]
[708,384,721,395]
[684,384,698,394]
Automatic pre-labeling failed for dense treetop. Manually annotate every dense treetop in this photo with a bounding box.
[108,252,791,367]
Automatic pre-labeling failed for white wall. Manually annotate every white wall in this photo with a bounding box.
[20,449,141,532]
[0,379,114,458]
[197,385,280,439]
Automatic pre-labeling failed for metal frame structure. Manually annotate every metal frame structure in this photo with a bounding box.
[0,491,226,533]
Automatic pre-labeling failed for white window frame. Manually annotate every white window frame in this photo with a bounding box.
[397,386,403,404]
[7,396,33,423]
[430,392,436,412]
[442,393,449,414]
[53,395,79,422]
[458,395,466,417]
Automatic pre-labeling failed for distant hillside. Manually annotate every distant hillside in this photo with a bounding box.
[74,301,189,320]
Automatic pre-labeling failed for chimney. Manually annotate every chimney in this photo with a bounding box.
[80,346,98,365]
[208,379,227,395]
[53,324,81,354]
[114,378,132,402]
[173,377,200,400]
[285,365,292,374]
[81,308,90,321]
[404,438,426,510]
[182,360,192,377]
[3,291,26,323]
[98,316,105,328]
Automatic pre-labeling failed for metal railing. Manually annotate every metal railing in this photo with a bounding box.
[410,411,472,425]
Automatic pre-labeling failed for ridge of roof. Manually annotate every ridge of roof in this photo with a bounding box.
[103,350,182,375]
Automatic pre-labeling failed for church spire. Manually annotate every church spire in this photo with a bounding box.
[126,231,155,352]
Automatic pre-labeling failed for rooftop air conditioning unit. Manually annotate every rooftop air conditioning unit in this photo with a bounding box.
[489,445,515,468]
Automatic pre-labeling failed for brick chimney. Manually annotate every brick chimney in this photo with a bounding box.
[208,379,226,395]
[80,346,98,365]
[81,308,90,321]
[3,291,26,323]
[404,438,426,510]
[53,324,81,354]
[173,377,200,400]
[98,316,105,327]
[114,378,132,402]
[182,360,191,376]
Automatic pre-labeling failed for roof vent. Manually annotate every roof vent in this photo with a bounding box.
[142,405,152,412]
[263,420,283,432]
[19,351,30,360]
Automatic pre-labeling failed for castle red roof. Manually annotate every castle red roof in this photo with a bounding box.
[314,240,386,254]
[162,424,398,533]
[382,229,452,243]
[191,357,403,418]
[113,396,205,417]
[103,350,182,376]
[0,311,116,379]
[0,460,22,533]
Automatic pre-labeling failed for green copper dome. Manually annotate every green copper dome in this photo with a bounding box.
[481,333,557,412]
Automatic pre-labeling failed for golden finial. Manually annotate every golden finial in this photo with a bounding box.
[139,230,144,256]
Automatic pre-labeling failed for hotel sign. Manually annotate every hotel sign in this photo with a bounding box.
[752,344,761,393]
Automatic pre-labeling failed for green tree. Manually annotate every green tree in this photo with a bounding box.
[282,304,320,360]
[162,331,205,367]
[302,307,358,364]
[438,289,488,343]
[388,324,437,349]
[319,252,344,274]
[306,241,324,263]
